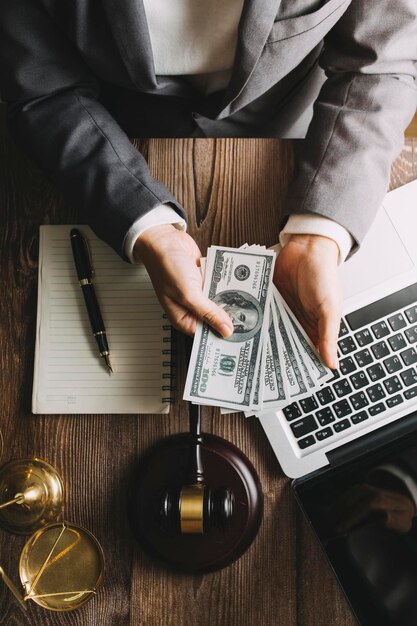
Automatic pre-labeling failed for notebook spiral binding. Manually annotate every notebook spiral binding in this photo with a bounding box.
[162,319,176,405]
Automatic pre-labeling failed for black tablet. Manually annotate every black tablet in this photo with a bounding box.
[293,430,417,626]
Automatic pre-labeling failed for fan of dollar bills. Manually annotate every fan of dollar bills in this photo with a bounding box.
[183,244,333,416]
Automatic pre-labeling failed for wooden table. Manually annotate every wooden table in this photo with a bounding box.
[1,107,416,625]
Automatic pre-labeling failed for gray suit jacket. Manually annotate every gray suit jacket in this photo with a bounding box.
[0,0,416,258]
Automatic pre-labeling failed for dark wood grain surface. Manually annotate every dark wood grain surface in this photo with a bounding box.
[1,108,416,625]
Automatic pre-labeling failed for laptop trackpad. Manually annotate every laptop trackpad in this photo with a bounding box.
[340,205,414,300]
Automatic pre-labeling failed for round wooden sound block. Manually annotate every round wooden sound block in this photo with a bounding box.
[127,433,263,573]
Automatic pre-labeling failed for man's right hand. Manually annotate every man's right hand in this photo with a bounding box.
[134,224,234,338]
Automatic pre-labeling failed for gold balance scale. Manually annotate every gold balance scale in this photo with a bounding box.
[0,433,104,612]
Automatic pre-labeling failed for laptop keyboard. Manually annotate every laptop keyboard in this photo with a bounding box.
[283,283,417,452]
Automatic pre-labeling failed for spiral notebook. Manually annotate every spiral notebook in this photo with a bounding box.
[32,225,173,414]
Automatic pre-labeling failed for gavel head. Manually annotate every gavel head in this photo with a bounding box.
[159,484,234,534]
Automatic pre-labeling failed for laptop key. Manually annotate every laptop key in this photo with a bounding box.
[338,337,356,355]
[383,375,402,395]
[350,392,369,410]
[338,319,349,337]
[405,326,417,344]
[371,321,390,339]
[367,383,386,402]
[387,394,404,408]
[317,387,335,405]
[290,415,318,438]
[350,371,369,390]
[334,419,351,433]
[283,402,302,422]
[369,402,386,416]
[351,411,369,424]
[315,407,335,426]
[400,347,417,366]
[388,333,407,352]
[340,357,357,375]
[372,341,390,360]
[401,368,417,387]
[384,355,402,374]
[327,369,340,382]
[300,397,319,414]
[333,399,352,418]
[354,349,373,367]
[298,435,316,450]
[333,379,352,398]
[388,313,407,331]
[316,427,333,441]
[367,363,385,382]
[405,306,417,324]
[404,386,417,400]
[355,329,373,347]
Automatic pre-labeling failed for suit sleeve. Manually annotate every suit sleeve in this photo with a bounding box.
[0,0,186,259]
[281,0,417,255]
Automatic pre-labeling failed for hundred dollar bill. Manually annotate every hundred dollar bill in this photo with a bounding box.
[287,325,316,391]
[272,289,310,400]
[249,345,264,411]
[277,291,332,384]
[249,297,274,411]
[221,244,269,414]
[246,302,288,416]
[202,251,263,416]
[184,246,276,410]
[262,303,288,405]
[276,296,317,392]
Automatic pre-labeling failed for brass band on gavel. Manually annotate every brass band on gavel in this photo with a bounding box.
[179,485,205,534]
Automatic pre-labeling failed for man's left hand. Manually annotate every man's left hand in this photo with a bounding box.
[274,234,342,370]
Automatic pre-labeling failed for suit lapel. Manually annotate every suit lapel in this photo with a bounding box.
[218,0,281,117]
[102,0,280,106]
[102,0,157,91]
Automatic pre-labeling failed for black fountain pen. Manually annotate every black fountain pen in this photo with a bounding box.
[70,228,113,373]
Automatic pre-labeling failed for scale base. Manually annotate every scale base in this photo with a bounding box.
[127,433,263,573]
[0,458,64,535]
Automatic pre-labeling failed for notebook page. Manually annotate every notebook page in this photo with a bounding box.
[32,225,172,414]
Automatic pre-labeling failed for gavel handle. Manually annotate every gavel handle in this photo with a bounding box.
[185,334,205,485]
[189,402,204,484]
[189,401,201,438]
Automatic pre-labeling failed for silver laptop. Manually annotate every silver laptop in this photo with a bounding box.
[260,179,417,479]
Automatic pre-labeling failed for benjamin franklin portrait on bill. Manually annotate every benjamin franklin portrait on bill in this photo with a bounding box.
[213,290,263,342]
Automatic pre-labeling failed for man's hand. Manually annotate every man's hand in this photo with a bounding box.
[274,234,342,369]
[134,224,234,338]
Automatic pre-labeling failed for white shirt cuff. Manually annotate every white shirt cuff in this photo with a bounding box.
[279,214,354,265]
[124,204,187,263]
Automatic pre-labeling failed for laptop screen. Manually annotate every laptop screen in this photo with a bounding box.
[293,428,417,626]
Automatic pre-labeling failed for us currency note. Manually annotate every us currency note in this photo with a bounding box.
[202,245,270,413]
[184,246,276,410]
[276,296,317,391]
[272,289,310,400]
[245,302,288,416]
[202,250,265,415]
[277,292,332,384]
[249,295,273,411]
[287,326,316,392]
[249,344,264,411]
[263,303,289,405]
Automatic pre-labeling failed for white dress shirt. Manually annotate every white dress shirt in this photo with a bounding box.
[142,0,243,95]
[125,0,354,264]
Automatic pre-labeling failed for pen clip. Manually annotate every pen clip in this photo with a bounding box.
[83,235,95,278]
